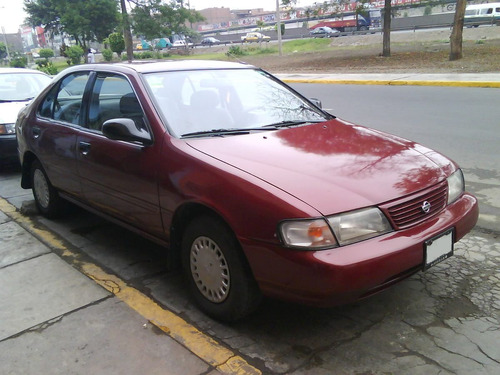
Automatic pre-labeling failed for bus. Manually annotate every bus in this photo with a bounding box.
[465,2,500,27]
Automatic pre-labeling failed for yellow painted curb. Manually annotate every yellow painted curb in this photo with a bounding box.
[282,78,500,89]
[0,197,261,375]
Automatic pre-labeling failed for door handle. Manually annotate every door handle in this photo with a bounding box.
[79,141,91,156]
[32,127,41,139]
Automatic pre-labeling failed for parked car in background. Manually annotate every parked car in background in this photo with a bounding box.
[0,68,51,163]
[172,40,193,48]
[201,37,220,46]
[16,61,478,321]
[241,32,271,43]
[310,26,341,38]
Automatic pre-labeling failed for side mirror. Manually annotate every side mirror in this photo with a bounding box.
[309,98,322,109]
[102,118,152,146]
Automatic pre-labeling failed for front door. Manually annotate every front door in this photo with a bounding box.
[77,72,163,238]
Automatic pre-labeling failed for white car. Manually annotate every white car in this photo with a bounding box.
[172,40,193,48]
[0,68,51,163]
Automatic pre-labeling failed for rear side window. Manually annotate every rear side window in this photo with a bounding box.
[38,72,90,125]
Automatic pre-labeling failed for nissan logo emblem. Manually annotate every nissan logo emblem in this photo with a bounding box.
[421,201,432,214]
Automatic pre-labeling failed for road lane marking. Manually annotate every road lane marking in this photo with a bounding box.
[0,197,261,375]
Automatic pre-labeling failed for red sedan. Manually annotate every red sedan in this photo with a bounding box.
[16,61,478,321]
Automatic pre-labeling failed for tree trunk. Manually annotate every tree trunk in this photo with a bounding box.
[121,0,133,62]
[382,0,391,57]
[450,0,467,61]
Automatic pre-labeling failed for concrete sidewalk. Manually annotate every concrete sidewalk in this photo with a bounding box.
[0,169,257,375]
[277,72,500,88]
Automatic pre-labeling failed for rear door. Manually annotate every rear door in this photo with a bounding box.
[76,72,164,237]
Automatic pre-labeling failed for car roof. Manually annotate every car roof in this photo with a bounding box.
[0,67,49,75]
[62,60,256,75]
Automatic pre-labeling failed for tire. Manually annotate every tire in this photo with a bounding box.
[30,160,67,219]
[181,215,262,321]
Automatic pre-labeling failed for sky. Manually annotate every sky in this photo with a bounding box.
[0,0,319,34]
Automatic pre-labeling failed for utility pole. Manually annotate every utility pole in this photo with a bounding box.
[0,6,11,61]
[1,26,11,61]
[276,0,282,56]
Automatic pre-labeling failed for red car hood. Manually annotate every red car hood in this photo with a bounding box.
[186,119,452,215]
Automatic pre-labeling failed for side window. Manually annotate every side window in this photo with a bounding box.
[87,74,146,132]
[38,72,90,125]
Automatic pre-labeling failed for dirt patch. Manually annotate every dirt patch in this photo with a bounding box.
[224,26,500,74]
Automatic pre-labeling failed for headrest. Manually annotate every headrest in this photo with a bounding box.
[120,93,142,115]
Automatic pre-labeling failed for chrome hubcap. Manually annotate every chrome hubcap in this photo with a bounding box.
[190,236,230,303]
[33,169,50,209]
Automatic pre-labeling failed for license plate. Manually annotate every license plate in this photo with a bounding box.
[423,229,454,270]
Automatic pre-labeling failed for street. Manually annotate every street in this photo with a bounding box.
[290,83,500,233]
[1,83,500,374]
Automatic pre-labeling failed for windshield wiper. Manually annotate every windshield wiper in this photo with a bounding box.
[181,122,324,138]
[182,128,252,138]
[263,120,323,128]
[0,97,34,102]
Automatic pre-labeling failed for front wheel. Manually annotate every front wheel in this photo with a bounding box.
[181,216,262,321]
[30,160,67,218]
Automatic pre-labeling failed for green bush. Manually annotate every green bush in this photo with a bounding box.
[65,45,84,65]
[9,54,27,68]
[135,51,153,59]
[102,49,113,61]
[107,32,125,57]
[35,59,58,75]
[226,45,247,57]
[39,48,54,59]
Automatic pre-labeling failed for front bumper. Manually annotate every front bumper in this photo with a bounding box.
[242,193,479,307]
[0,134,18,161]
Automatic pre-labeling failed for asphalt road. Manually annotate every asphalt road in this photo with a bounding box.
[291,83,500,233]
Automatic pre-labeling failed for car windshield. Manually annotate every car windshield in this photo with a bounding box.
[143,68,330,138]
[0,73,51,102]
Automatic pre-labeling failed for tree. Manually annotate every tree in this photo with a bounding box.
[0,42,7,59]
[24,0,120,51]
[382,0,392,57]
[131,0,204,41]
[120,0,133,62]
[450,0,467,61]
[24,0,61,39]
[108,32,125,57]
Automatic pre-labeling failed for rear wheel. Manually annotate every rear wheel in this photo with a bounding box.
[30,160,67,218]
[181,215,262,321]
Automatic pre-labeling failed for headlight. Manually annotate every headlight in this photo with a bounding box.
[447,169,464,204]
[0,123,16,135]
[327,207,392,246]
[280,219,338,249]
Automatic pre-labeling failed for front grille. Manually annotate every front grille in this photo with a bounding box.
[383,182,448,229]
